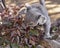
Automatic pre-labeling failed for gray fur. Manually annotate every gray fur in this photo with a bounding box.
[19,0,51,38]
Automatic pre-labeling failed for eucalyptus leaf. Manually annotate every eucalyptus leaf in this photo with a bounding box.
[29,29,39,36]
[24,45,29,48]
[10,43,20,48]
[0,37,4,45]
[52,26,57,31]
[31,45,36,48]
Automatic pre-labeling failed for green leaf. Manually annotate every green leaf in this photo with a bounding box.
[24,45,29,48]
[31,45,36,48]
[0,37,4,45]
[9,43,12,48]
[53,26,57,31]
[29,29,39,36]
[11,43,20,48]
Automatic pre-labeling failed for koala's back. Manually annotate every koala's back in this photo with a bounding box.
[30,2,48,17]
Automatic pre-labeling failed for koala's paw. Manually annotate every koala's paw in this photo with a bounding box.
[44,35,52,39]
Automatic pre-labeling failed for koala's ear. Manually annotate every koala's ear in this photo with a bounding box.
[39,0,45,6]
[25,3,31,10]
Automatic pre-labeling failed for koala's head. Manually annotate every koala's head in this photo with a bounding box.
[20,3,47,26]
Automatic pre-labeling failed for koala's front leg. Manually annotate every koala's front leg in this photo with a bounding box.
[44,18,51,38]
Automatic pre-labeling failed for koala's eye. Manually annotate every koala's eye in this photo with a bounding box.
[36,15,41,20]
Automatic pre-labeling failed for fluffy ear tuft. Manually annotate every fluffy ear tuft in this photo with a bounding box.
[25,3,31,10]
[25,3,31,7]
[39,0,45,6]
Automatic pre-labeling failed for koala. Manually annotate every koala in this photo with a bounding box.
[18,0,51,38]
